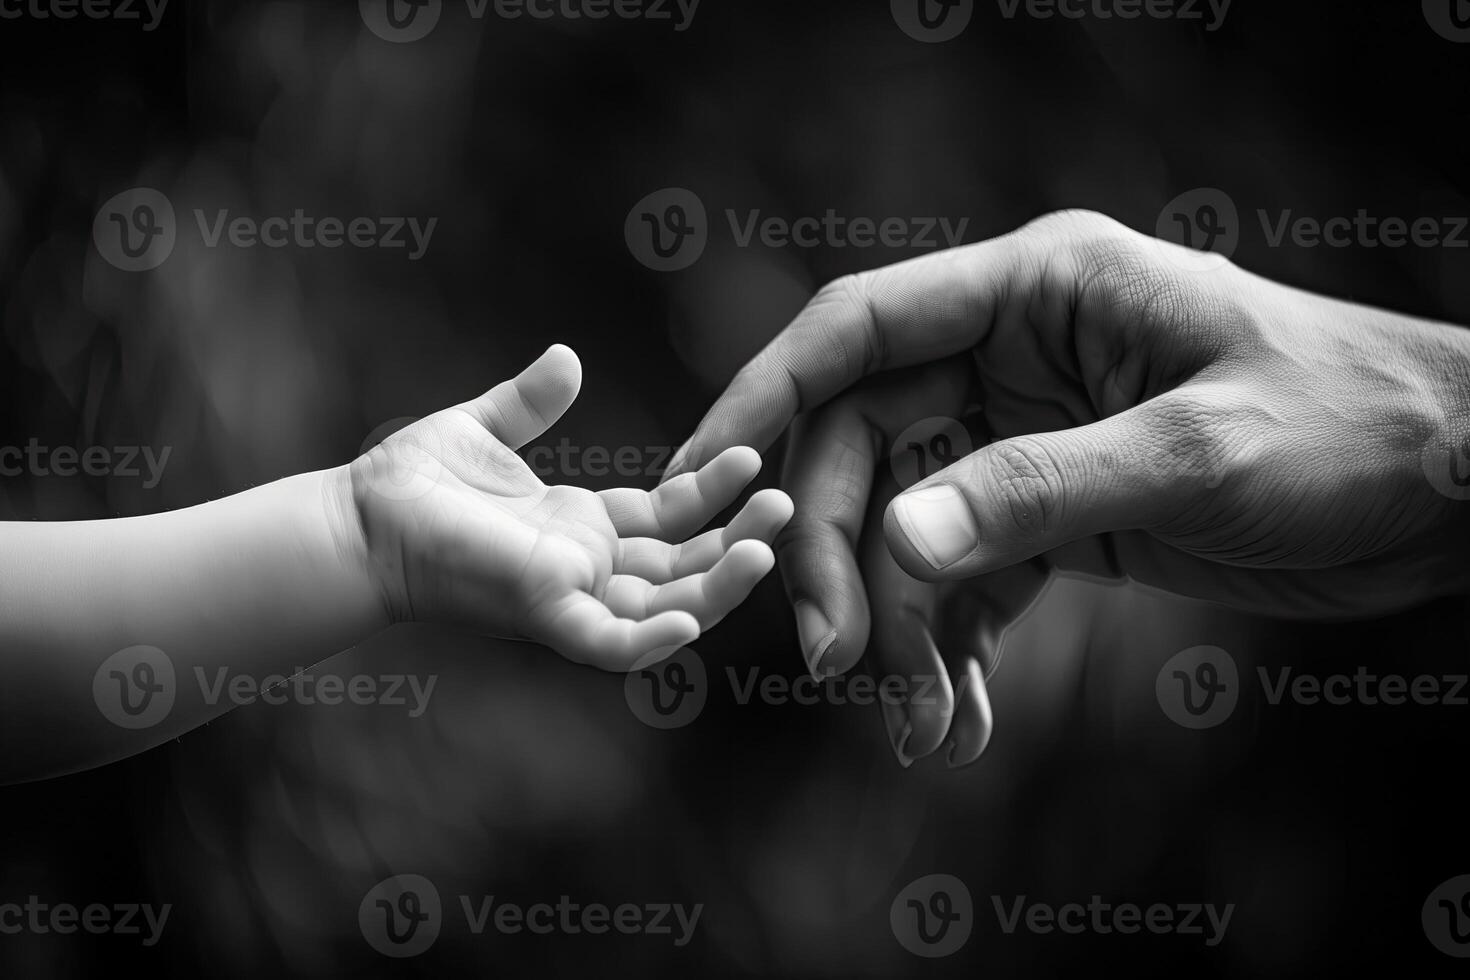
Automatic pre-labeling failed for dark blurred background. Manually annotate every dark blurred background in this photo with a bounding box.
[1,1,1469,976]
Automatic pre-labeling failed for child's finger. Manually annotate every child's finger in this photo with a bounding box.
[598,446,762,542]
[613,488,793,583]
[456,344,583,450]
[540,593,700,672]
[600,540,776,631]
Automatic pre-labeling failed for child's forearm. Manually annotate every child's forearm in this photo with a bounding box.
[0,467,386,782]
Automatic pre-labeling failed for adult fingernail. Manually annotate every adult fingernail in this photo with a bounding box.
[893,722,915,769]
[943,741,988,770]
[893,484,978,570]
[794,600,838,679]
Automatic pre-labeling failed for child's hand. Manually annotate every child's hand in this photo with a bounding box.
[342,345,792,669]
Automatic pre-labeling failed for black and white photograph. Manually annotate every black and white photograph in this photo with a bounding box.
[2,1,1469,976]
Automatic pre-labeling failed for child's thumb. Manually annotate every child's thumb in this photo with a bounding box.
[457,344,583,449]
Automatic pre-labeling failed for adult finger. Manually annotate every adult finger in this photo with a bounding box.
[932,562,1047,768]
[775,400,877,678]
[883,386,1238,581]
[661,214,1099,481]
[775,359,975,677]
[858,480,954,768]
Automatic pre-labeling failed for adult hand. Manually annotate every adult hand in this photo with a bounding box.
[665,210,1470,767]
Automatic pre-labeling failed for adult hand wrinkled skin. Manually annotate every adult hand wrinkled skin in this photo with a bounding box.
[665,210,1470,768]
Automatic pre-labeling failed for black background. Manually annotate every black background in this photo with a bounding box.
[1,1,1468,976]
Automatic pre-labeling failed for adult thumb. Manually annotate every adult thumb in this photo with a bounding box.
[882,394,1228,580]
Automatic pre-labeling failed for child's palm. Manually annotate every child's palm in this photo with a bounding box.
[349,346,791,670]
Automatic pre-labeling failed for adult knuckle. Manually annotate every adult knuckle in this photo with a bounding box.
[1145,389,1244,490]
[1025,208,1128,244]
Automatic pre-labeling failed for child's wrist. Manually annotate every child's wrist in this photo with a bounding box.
[319,464,401,631]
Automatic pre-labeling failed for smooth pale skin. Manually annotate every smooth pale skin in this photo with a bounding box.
[666,209,1470,769]
[0,345,792,783]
